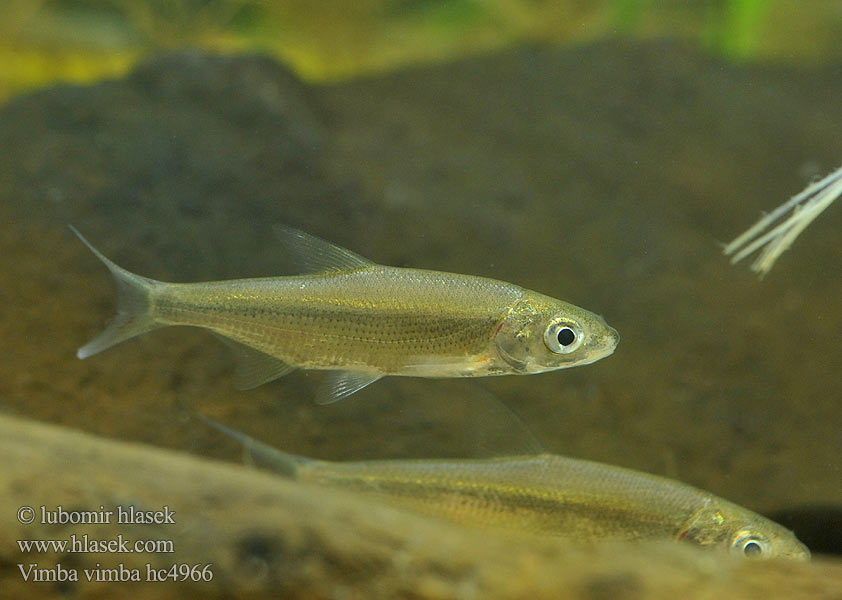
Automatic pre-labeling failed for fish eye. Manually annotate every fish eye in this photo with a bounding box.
[732,532,770,559]
[544,319,583,354]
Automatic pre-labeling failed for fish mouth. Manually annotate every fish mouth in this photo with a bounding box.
[606,325,620,351]
[582,325,619,364]
[565,340,617,368]
[788,540,811,561]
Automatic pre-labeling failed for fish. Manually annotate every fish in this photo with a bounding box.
[71,225,619,403]
[200,416,810,561]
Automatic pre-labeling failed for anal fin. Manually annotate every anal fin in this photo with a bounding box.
[213,334,296,390]
[317,371,383,404]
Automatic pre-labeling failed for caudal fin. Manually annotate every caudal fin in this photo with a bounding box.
[70,225,163,359]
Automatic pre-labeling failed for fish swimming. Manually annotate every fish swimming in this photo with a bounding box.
[71,225,619,403]
[202,416,810,560]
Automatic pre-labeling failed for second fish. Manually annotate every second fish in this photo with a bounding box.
[72,225,619,403]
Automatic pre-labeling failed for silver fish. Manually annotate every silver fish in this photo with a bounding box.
[202,416,810,561]
[71,225,618,403]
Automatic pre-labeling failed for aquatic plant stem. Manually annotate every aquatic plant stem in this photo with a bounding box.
[724,164,842,277]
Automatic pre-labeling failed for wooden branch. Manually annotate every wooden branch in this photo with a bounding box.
[1,414,840,599]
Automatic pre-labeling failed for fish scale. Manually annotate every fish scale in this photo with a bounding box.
[301,454,701,538]
[155,274,508,368]
[71,225,619,402]
[200,415,811,561]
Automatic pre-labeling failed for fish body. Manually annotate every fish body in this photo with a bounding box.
[204,418,810,561]
[72,226,619,402]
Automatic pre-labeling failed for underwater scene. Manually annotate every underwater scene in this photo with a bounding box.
[2,1,842,598]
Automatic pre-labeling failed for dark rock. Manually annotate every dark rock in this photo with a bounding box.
[0,41,840,569]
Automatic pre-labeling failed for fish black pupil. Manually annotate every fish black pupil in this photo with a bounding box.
[743,541,762,556]
[557,327,576,346]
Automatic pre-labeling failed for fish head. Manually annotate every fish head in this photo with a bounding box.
[679,499,811,561]
[493,292,619,374]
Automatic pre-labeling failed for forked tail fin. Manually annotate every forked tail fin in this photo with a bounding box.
[70,225,164,359]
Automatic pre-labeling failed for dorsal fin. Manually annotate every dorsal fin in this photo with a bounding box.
[463,385,545,457]
[197,415,309,477]
[273,225,374,274]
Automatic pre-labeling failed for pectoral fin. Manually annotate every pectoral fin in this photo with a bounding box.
[213,335,296,390]
[317,371,383,404]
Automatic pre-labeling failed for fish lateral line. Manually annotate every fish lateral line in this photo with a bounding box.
[198,417,810,561]
[71,224,619,402]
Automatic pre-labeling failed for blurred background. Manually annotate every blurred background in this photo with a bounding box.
[2,0,842,560]
[4,0,842,102]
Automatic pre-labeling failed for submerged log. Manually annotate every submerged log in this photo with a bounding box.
[1,414,840,599]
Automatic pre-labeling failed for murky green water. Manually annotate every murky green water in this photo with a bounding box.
[1,3,841,595]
